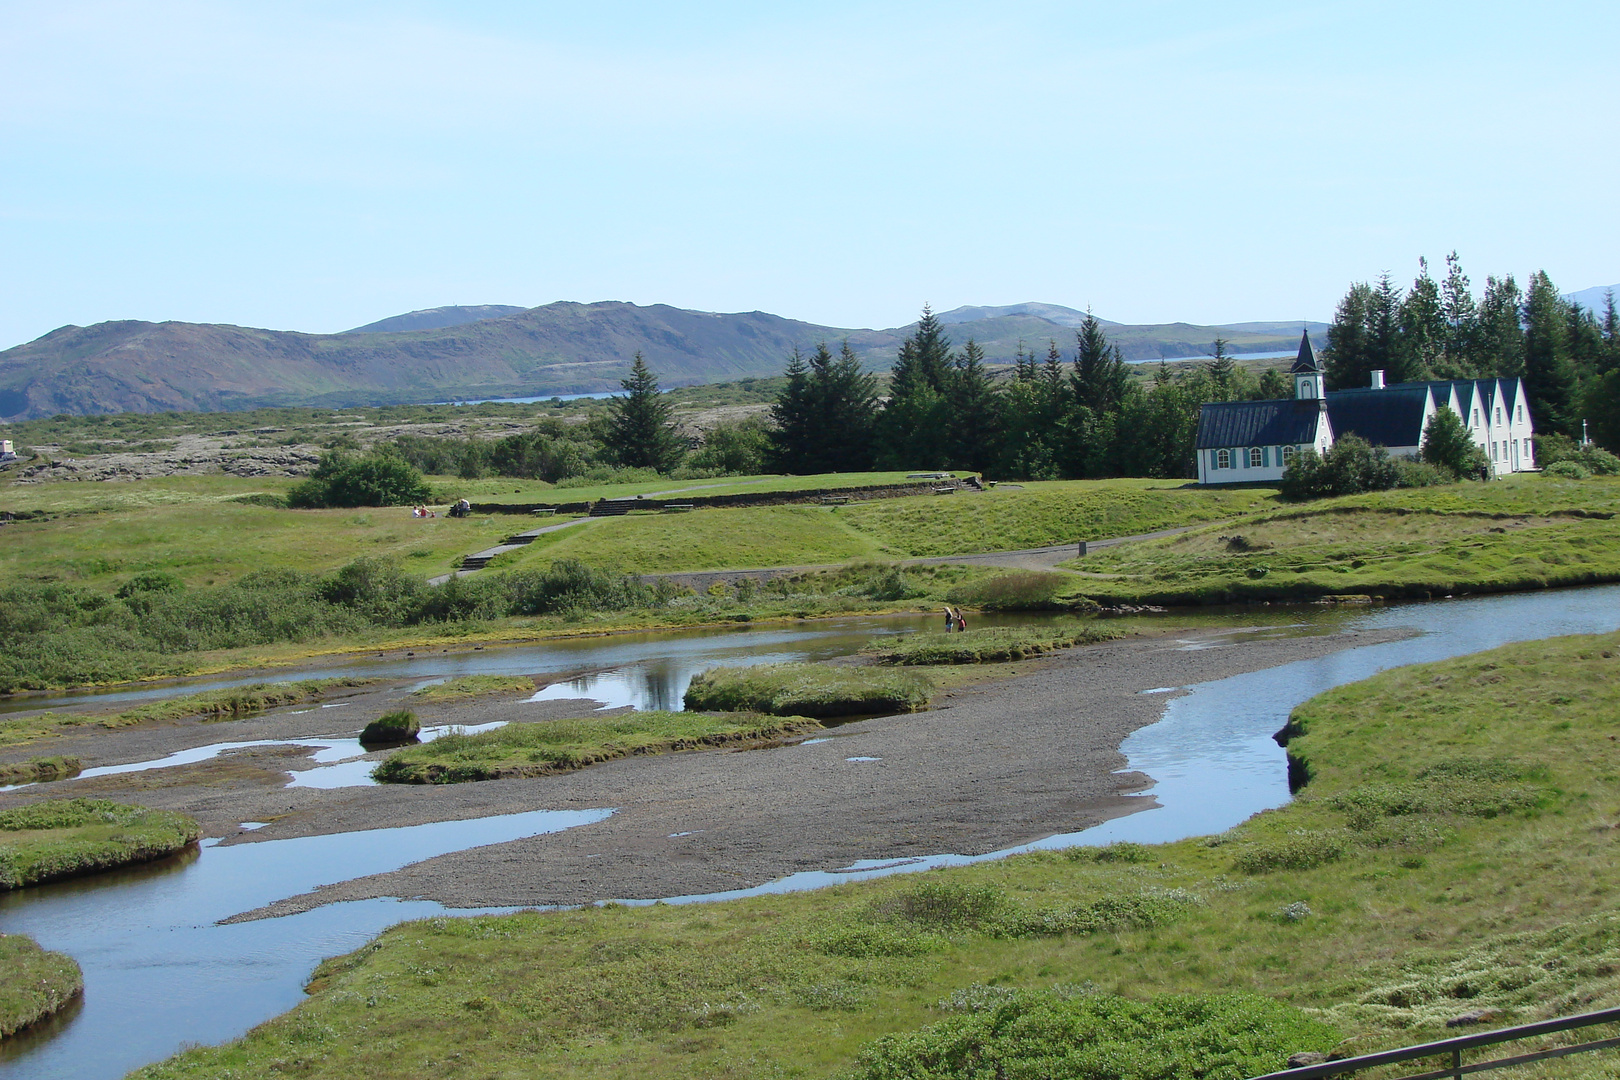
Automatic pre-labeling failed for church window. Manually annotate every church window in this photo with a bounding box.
[1216,449,1230,469]
[1282,445,1297,464]
[1249,447,1264,468]
[1473,408,1479,427]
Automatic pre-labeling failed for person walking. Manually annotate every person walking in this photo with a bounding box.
[943,606,956,633]
[955,608,968,633]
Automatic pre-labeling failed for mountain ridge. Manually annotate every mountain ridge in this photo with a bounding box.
[0,301,1328,421]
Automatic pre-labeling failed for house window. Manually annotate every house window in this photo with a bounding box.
[1282,445,1297,464]
[1517,406,1523,424]
[1496,407,1502,425]
[1473,408,1479,427]
[1216,449,1230,469]
[1249,447,1264,468]
[1492,442,1499,460]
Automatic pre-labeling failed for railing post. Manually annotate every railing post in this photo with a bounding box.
[1452,1047,1462,1080]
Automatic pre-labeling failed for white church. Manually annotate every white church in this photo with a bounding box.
[1195,333,1536,484]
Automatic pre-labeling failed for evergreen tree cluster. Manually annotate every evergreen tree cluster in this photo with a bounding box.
[1324,254,1620,446]
[767,306,1278,481]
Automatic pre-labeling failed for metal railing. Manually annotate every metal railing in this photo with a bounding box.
[1249,1007,1620,1080]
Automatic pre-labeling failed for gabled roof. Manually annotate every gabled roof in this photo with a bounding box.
[1325,386,1431,447]
[1197,398,1325,449]
[1289,330,1322,374]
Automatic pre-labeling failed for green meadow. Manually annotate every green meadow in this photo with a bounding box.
[0,799,201,890]
[0,933,81,1040]
[135,630,1620,1079]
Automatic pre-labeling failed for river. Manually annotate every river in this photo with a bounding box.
[2,586,1619,1079]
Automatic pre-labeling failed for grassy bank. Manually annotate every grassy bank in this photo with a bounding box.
[0,756,81,786]
[0,799,201,890]
[0,934,82,1040]
[0,679,373,750]
[682,663,935,716]
[136,628,1620,1080]
[1066,475,1620,605]
[373,711,819,784]
[864,623,1120,665]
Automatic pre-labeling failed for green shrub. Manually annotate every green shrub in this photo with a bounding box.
[1231,829,1349,874]
[286,451,432,508]
[946,571,1079,611]
[1534,433,1620,476]
[849,989,1341,1080]
[360,710,420,745]
[1545,460,1590,479]
[682,663,934,717]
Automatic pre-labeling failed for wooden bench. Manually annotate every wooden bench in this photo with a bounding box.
[531,507,557,516]
[933,486,958,495]
[663,504,695,513]
[819,495,850,505]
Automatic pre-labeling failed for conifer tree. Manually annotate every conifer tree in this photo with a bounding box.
[1522,271,1578,435]
[949,339,1001,474]
[768,348,817,472]
[605,352,685,473]
[877,307,954,469]
[1397,258,1444,382]
[1325,282,1373,390]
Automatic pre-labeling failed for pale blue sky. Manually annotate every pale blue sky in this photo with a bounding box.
[1,1,1615,350]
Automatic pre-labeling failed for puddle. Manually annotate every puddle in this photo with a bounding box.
[237,822,268,831]
[845,756,881,763]
[799,737,832,745]
[1139,686,1180,694]
[0,807,614,1080]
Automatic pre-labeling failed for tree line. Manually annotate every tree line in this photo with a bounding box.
[1325,254,1620,447]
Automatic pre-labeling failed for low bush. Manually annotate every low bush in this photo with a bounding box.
[1545,460,1590,479]
[849,989,1340,1080]
[0,799,201,890]
[1534,434,1620,476]
[1230,829,1350,874]
[359,710,420,745]
[286,451,432,509]
[0,933,82,1039]
[864,623,1119,666]
[374,711,817,784]
[945,571,1083,611]
[682,663,934,717]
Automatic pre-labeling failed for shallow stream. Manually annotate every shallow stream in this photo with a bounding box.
[3,587,1620,1079]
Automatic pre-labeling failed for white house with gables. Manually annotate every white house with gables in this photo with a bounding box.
[1195,333,1536,484]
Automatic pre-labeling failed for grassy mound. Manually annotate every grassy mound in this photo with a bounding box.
[682,663,934,716]
[0,755,82,786]
[0,798,201,890]
[944,570,1089,611]
[864,623,1119,665]
[411,675,536,701]
[359,710,420,745]
[0,933,82,1039]
[373,711,817,784]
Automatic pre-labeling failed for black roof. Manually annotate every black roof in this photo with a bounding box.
[1197,398,1325,449]
[1289,330,1322,374]
[1325,386,1430,447]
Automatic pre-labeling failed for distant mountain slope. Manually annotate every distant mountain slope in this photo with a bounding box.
[935,302,1116,328]
[345,305,529,334]
[1566,285,1619,315]
[0,302,1327,420]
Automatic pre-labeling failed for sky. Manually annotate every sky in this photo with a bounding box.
[1,0,1616,350]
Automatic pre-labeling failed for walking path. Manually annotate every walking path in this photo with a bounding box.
[426,516,602,585]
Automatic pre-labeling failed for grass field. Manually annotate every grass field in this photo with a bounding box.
[373,711,821,783]
[1064,475,1620,605]
[0,799,201,889]
[135,628,1620,1080]
[0,933,81,1040]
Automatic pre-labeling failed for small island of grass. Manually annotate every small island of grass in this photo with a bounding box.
[373,711,818,784]
[0,798,202,891]
[0,933,82,1040]
[862,623,1120,666]
[682,663,935,717]
[410,675,537,702]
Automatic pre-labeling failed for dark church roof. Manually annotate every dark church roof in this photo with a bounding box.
[1196,398,1325,449]
[1289,330,1322,374]
[1325,386,1430,448]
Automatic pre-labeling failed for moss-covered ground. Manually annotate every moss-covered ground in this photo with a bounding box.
[0,798,201,890]
[132,628,1620,1080]
[0,933,82,1040]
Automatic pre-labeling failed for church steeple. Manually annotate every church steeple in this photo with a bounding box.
[1291,330,1322,400]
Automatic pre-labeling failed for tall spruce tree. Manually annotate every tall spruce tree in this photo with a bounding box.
[1206,337,1237,398]
[768,348,817,472]
[605,352,685,473]
[1473,275,1525,377]
[1522,271,1578,435]
[1440,251,1478,372]
[1325,282,1374,390]
[877,306,954,469]
[948,339,1001,474]
[1397,258,1444,382]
